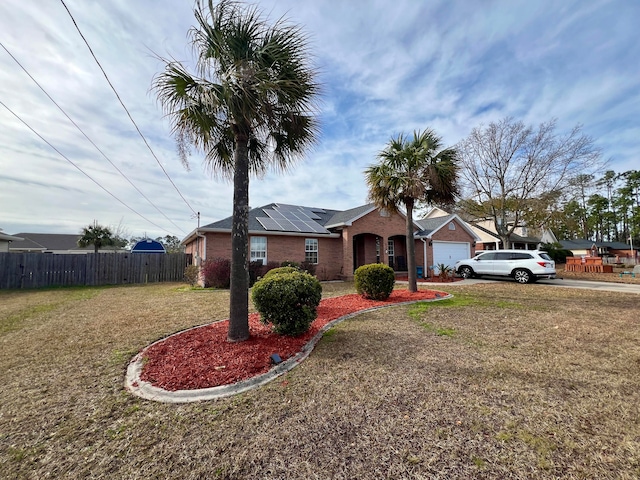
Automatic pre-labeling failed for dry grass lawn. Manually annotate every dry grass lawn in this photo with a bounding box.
[1,281,639,479]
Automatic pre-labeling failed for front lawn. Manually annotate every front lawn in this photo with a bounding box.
[0,282,638,478]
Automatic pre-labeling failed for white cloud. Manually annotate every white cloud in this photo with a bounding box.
[0,0,638,238]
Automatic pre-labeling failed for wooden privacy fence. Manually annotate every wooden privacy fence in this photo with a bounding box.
[0,253,192,289]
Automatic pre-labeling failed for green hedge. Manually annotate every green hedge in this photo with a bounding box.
[251,270,322,336]
[354,263,395,300]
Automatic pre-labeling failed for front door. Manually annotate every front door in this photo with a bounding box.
[387,239,395,268]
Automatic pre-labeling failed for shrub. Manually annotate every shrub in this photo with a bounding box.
[354,263,395,300]
[251,271,322,336]
[248,261,268,287]
[183,264,200,286]
[263,266,301,278]
[436,263,454,281]
[280,260,300,269]
[540,243,574,264]
[201,258,231,289]
[300,260,317,276]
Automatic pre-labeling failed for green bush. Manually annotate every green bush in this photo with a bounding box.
[263,266,301,278]
[540,243,574,263]
[354,263,395,300]
[183,264,200,286]
[280,260,300,269]
[300,260,317,276]
[251,271,322,336]
[248,261,269,287]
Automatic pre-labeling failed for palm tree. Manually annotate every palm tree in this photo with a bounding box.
[365,129,459,292]
[78,222,115,254]
[154,0,320,342]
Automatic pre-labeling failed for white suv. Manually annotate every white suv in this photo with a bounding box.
[454,250,556,284]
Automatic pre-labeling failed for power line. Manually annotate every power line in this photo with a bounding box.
[0,40,187,235]
[0,99,177,236]
[59,0,198,217]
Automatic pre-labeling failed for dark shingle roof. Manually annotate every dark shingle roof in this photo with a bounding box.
[202,203,343,234]
[559,239,631,250]
[324,204,376,228]
[10,233,92,251]
[415,215,455,236]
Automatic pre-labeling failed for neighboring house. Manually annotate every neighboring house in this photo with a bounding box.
[0,230,24,252]
[181,203,480,281]
[422,208,540,252]
[558,239,634,259]
[539,227,558,245]
[9,233,124,254]
[463,219,541,251]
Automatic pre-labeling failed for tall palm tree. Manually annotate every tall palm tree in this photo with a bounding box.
[154,0,320,342]
[365,129,459,292]
[78,222,115,254]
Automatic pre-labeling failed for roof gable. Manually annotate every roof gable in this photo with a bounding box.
[324,204,377,228]
[415,214,481,241]
[423,206,450,219]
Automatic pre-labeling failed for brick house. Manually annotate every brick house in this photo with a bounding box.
[181,203,480,281]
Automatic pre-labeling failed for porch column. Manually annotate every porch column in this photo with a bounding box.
[342,229,353,279]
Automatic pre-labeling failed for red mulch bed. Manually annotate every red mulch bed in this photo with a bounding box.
[140,289,445,391]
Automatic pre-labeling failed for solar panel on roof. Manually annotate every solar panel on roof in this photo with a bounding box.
[276,218,297,231]
[289,220,315,233]
[259,205,331,233]
[265,209,287,220]
[257,217,285,231]
[310,223,329,233]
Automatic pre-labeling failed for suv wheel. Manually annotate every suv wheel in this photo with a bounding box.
[458,266,474,279]
[513,269,532,284]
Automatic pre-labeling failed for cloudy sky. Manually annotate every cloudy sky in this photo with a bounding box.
[1,0,638,240]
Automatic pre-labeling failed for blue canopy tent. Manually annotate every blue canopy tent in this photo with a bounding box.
[131,238,166,254]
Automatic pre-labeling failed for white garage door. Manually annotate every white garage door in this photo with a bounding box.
[432,241,471,273]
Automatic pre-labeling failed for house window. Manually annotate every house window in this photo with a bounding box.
[448,222,456,230]
[250,236,267,264]
[305,238,318,264]
[387,240,396,257]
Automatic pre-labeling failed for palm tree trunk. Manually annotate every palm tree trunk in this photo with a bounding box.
[405,201,418,292]
[228,136,250,342]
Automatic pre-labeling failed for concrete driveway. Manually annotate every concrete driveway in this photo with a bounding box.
[454,277,640,295]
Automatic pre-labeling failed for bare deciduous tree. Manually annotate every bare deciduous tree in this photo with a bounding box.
[457,117,602,248]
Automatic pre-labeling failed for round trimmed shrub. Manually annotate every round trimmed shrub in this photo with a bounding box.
[263,266,301,278]
[251,271,322,336]
[354,263,395,300]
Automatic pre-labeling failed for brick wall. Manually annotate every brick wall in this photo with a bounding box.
[199,232,344,280]
[340,209,422,279]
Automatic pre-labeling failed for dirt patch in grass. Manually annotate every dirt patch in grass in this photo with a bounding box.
[1,281,639,479]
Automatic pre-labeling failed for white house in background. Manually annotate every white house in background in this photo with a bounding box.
[540,227,558,245]
[423,208,542,251]
[470,219,541,250]
[0,229,24,252]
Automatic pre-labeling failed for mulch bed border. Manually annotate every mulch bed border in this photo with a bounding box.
[125,292,452,404]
